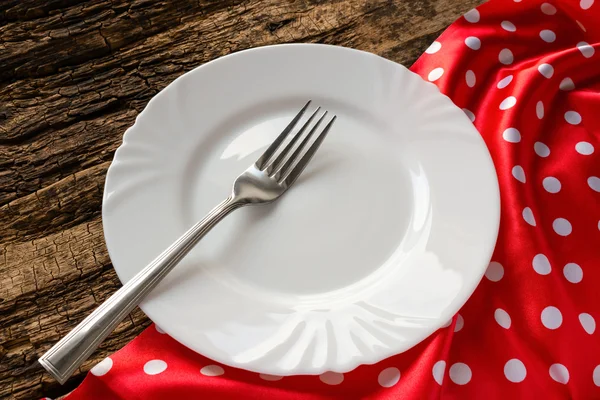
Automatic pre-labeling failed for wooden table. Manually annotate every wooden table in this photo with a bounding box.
[0,0,481,398]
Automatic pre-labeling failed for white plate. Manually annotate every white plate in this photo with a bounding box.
[103,44,500,376]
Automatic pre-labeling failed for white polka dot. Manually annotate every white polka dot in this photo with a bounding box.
[504,359,526,383]
[464,9,480,23]
[155,325,166,334]
[463,108,475,122]
[594,365,600,386]
[541,306,563,329]
[501,21,516,32]
[495,309,511,329]
[579,313,596,334]
[428,68,444,82]
[588,176,600,192]
[465,36,481,50]
[144,359,167,375]
[576,141,594,155]
[577,20,587,31]
[536,101,544,119]
[533,254,552,275]
[260,374,283,381]
[201,365,224,376]
[549,364,570,384]
[541,3,557,14]
[540,29,556,42]
[577,41,595,58]
[560,78,575,91]
[449,363,471,385]
[500,96,517,110]
[565,111,582,125]
[454,314,464,332]
[432,361,446,385]
[581,0,595,9]
[503,127,521,143]
[499,48,514,65]
[378,367,400,387]
[553,218,572,236]
[465,70,476,87]
[485,261,504,282]
[563,263,583,283]
[320,372,344,385]
[538,63,554,78]
[497,75,513,89]
[535,142,550,157]
[522,207,536,226]
[543,177,561,193]
[91,357,113,377]
[512,165,526,183]
[426,41,442,54]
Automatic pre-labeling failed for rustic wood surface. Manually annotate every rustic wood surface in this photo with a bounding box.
[0,0,482,398]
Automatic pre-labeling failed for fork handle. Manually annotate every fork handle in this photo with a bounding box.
[39,196,242,384]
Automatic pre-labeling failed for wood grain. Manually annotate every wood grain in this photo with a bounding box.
[0,0,482,398]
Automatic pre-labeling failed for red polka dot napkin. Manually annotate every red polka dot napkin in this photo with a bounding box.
[63,0,600,398]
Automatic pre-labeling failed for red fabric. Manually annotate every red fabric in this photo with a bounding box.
[64,0,600,398]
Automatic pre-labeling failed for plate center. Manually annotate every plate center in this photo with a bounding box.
[181,100,417,295]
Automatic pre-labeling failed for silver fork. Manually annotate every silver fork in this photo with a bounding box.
[39,100,336,384]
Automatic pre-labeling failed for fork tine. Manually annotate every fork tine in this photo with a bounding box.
[267,106,321,174]
[255,100,311,170]
[280,115,336,186]
[275,111,327,179]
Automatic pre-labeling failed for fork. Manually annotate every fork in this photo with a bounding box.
[39,101,336,384]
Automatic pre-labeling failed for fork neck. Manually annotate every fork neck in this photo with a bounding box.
[213,195,246,218]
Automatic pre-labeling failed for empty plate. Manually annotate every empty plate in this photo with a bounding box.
[103,44,500,375]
